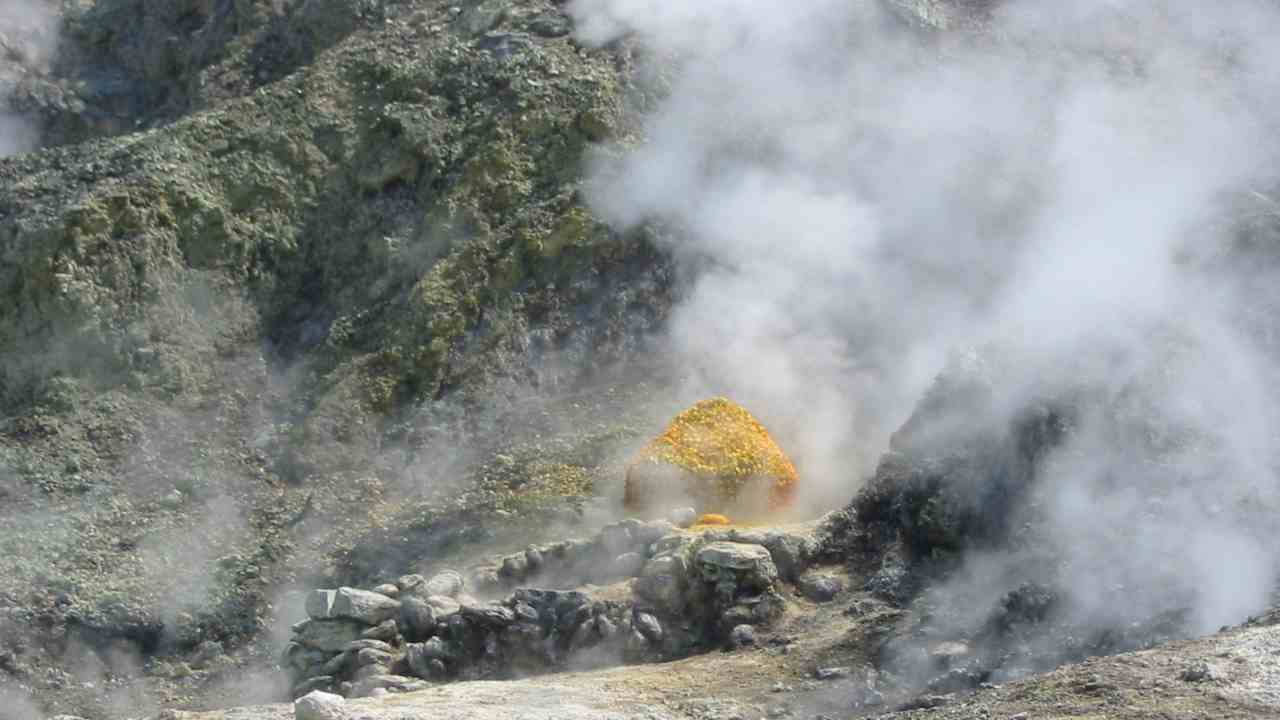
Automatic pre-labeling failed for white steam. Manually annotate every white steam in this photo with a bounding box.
[570,0,1280,634]
[0,0,58,156]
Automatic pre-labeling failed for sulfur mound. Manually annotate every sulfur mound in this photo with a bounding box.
[624,398,799,520]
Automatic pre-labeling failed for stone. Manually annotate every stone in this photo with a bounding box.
[669,507,698,528]
[306,589,337,620]
[406,640,451,678]
[355,648,394,667]
[500,553,529,580]
[293,689,345,720]
[596,615,618,639]
[513,602,540,623]
[730,624,756,648]
[424,570,465,597]
[396,574,426,593]
[1181,660,1221,682]
[360,619,398,642]
[352,663,390,681]
[763,532,813,582]
[814,667,850,680]
[613,552,646,577]
[427,594,462,619]
[320,651,351,677]
[634,520,677,546]
[344,638,395,653]
[633,612,663,643]
[462,603,516,627]
[373,583,400,597]
[525,547,544,573]
[697,542,778,578]
[796,573,844,603]
[292,676,336,701]
[330,587,401,625]
[295,620,366,652]
[400,596,436,640]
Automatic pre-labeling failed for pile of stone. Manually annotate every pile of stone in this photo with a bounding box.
[283,517,833,699]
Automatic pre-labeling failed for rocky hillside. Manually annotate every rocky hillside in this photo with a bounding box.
[1,0,681,716]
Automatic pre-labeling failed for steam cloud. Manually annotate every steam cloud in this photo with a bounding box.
[0,0,58,156]
[569,0,1280,640]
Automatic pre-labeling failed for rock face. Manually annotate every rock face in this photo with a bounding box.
[623,398,800,520]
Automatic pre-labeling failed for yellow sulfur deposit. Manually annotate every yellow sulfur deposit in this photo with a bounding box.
[624,398,799,519]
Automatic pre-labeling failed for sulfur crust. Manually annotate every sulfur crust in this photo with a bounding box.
[624,397,799,512]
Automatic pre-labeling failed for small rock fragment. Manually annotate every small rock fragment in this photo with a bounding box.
[730,624,756,648]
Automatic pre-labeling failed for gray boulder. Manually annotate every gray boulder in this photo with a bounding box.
[425,570,465,597]
[360,618,398,641]
[295,620,366,652]
[613,552,647,577]
[330,587,401,625]
[796,573,844,602]
[400,596,437,640]
[294,689,346,720]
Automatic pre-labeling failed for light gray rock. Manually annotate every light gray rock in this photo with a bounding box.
[373,583,400,597]
[306,589,337,620]
[730,624,756,648]
[396,574,426,593]
[613,552,646,577]
[355,647,395,667]
[294,689,345,720]
[634,612,663,643]
[295,619,366,652]
[425,570,465,597]
[669,507,698,528]
[330,587,401,625]
[796,573,844,602]
[697,542,778,599]
[697,542,777,575]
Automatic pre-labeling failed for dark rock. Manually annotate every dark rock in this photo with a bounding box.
[399,597,437,641]
[320,651,351,677]
[355,648,394,667]
[634,612,663,643]
[330,587,401,625]
[796,574,844,603]
[462,603,516,628]
[295,620,366,652]
[360,619,399,642]
[344,639,395,653]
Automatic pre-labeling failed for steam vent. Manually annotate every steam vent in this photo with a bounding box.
[624,398,799,520]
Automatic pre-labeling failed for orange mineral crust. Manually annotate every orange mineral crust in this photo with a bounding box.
[624,398,799,519]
